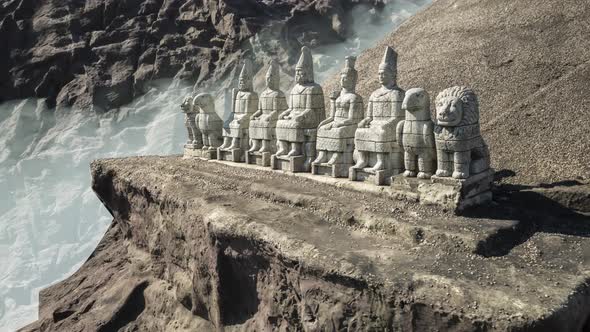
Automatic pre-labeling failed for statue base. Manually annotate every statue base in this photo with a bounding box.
[270,154,306,173]
[349,167,403,186]
[311,162,350,178]
[217,148,245,163]
[184,147,217,160]
[246,151,271,167]
[390,169,494,211]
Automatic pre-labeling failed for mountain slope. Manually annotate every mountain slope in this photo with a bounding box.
[324,0,590,185]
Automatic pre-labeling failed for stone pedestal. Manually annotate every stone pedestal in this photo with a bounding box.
[271,154,306,172]
[183,146,202,159]
[217,148,244,163]
[246,151,271,167]
[185,146,218,160]
[390,169,494,211]
[311,162,349,178]
[349,167,399,186]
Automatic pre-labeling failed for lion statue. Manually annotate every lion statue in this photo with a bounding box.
[433,86,490,179]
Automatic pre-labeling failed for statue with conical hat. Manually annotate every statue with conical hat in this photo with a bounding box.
[312,56,364,178]
[350,46,405,184]
[272,46,325,172]
[218,59,258,162]
[247,60,287,165]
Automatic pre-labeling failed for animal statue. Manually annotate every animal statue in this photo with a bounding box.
[396,88,436,179]
[433,86,490,179]
[181,95,201,148]
[192,93,223,151]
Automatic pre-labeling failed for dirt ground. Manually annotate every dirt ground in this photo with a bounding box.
[21,156,590,331]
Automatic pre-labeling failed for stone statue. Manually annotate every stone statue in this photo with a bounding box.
[218,59,258,162]
[193,93,223,158]
[181,95,202,150]
[272,46,325,172]
[433,86,490,179]
[246,60,287,166]
[312,56,363,178]
[350,46,404,184]
[396,88,436,179]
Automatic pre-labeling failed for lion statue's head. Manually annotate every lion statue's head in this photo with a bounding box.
[181,95,194,114]
[435,86,479,127]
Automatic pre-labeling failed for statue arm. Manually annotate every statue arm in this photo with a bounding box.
[358,100,373,128]
[385,100,403,127]
[319,91,336,126]
[424,121,435,147]
[278,96,291,119]
[396,120,405,147]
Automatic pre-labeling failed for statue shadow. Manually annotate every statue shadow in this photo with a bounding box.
[462,169,590,257]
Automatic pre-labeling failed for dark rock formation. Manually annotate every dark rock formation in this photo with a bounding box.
[20,156,590,331]
[323,0,590,185]
[0,0,384,111]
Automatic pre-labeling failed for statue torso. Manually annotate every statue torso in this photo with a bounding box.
[334,91,362,124]
[370,87,404,122]
[259,89,286,114]
[234,91,258,117]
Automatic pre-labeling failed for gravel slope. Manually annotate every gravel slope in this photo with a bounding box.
[323,0,590,185]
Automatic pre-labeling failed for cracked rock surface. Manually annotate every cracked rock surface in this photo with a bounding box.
[0,0,380,110]
[21,156,590,331]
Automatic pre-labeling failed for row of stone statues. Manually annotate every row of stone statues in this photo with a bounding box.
[182,46,491,194]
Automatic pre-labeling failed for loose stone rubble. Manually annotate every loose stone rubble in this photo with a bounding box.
[182,46,494,212]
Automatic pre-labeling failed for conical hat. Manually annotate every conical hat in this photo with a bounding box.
[296,46,314,79]
[341,56,357,75]
[379,46,397,72]
[239,59,253,81]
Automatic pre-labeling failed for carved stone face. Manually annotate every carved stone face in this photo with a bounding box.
[181,96,192,113]
[378,69,394,87]
[295,68,306,85]
[436,96,463,126]
[340,72,355,91]
[266,70,279,90]
[238,77,249,91]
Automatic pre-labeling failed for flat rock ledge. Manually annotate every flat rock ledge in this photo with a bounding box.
[22,156,590,331]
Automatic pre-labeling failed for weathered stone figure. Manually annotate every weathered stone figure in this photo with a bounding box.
[218,59,258,162]
[193,93,223,158]
[181,95,202,149]
[396,88,436,179]
[272,46,325,172]
[246,60,287,166]
[350,46,405,184]
[312,56,363,178]
[433,86,490,179]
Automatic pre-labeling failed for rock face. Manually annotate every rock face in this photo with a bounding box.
[0,0,382,111]
[323,0,590,185]
[21,156,590,331]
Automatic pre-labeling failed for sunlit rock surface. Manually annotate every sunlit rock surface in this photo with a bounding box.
[20,156,590,331]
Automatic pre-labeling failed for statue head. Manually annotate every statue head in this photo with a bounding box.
[435,86,479,127]
[295,46,314,85]
[340,56,357,92]
[192,93,215,113]
[238,59,253,92]
[266,60,280,90]
[402,88,430,118]
[181,95,194,113]
[378,46,397,88]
